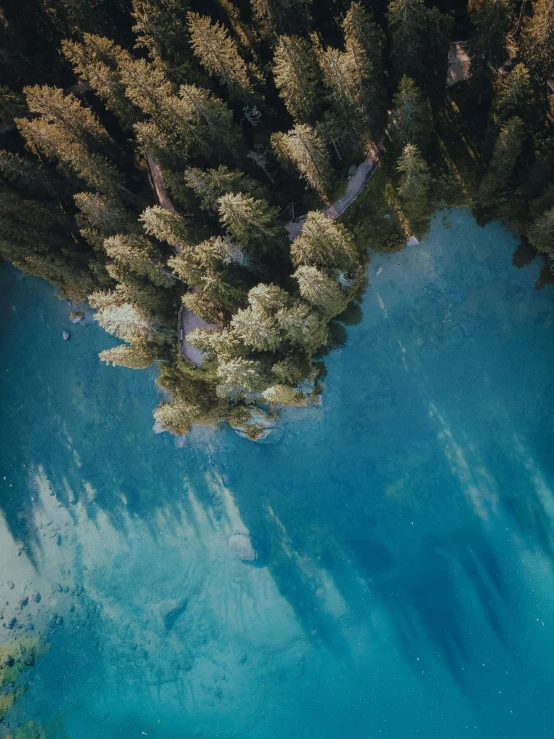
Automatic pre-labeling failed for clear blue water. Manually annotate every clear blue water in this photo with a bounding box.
[1,210,554,738]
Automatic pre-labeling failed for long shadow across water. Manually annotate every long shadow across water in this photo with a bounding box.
[2,208,554,736]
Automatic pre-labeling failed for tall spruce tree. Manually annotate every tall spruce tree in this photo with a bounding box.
[132,0,192,84]
[396,143,431,227]
[121,57,242,162]
[342,2,387,135]
[478,115,525,202]
[250,0,311,39]
[467,0,514,92]
[271,124,332,201]
[528,206,554,260]
[62,35,139,130]
[294,264,349,317]
[521,0,554,87]
[492,63,532,124]
[391,77,433,154]
[273,35,321,122]
[387,0,452,95]
[185,165,264,211]
[313,40,367,153]
[187,12,254,100]
[291,211,358,271]
[16,86,127,199]
[217,192,286,257]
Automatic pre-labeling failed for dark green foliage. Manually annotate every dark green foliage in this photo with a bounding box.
[391,77,433,154]
[386,0,452,96]
[467,0,514,92]
[521,0,554,87]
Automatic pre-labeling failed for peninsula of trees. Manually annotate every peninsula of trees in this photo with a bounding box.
[0,0,552,437]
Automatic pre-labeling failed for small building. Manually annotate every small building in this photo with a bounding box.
[447,42,471,87]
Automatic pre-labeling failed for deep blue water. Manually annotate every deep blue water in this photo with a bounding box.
[1,210,553,739]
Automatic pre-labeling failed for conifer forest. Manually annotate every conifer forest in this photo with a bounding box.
[0,0,553,438]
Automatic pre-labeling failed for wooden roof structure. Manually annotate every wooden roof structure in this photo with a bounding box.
[447,42,471,87]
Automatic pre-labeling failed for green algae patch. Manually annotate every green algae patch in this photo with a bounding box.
[6,714,68,739]
[0,638,49,720]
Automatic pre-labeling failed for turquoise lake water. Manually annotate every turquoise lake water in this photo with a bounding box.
[1,209,553,738]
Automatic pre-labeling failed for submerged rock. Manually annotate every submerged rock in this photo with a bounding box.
[229,407,280,443]
[158,597,188,631]
[62,330,70,341]
[449,325,466,347]
[228,534,258,562]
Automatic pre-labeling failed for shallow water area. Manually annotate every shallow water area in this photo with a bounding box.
[1,209,554,738]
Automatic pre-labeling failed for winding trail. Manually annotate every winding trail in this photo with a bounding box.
[285,137,388,240]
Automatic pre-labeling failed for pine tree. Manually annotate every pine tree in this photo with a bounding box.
[99,342,159,369]
[316,111,348,161]
[488,116,525,189]
[294,264,349,317]
[262,384,304,405]
[16,86,126,198]
[396,143,431,226]
[231,304,283,351]
[119,56,175,121]
[185,165,264,210]
[492,64,532,124]
[276,300,328,349]
[178,84,243,159]
[217,193,286,255]
[89,291,159,344]
[0,151,64,200]
[313,40,366,150]
[423,7,453,97]
[528,206,554,259]
[53,0,113,34]
[183,291,227,324]
[216,357,270,400]
[342,3,387,133]
[251,0,311,38]
[62,35,139,129]
[140,205,192,250]
[391,77,433,154]
[122,57,242,161]
[103,234,173,286]
[271,124,332,200]
[521,0,554,86]
[271,355,312,384]
[291,211,358,271]
[468,0,515,91]
[153,398,200,434]
[273,35,320,122]
[132,0,192,84]
[169,247,207,285]
[187,12,254,100]
[0,184,96,300]
[387,0,451,94]
[74,191,136,251]
[0,86,25,130]
[229,282,327,353]
[386,0,428,87]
